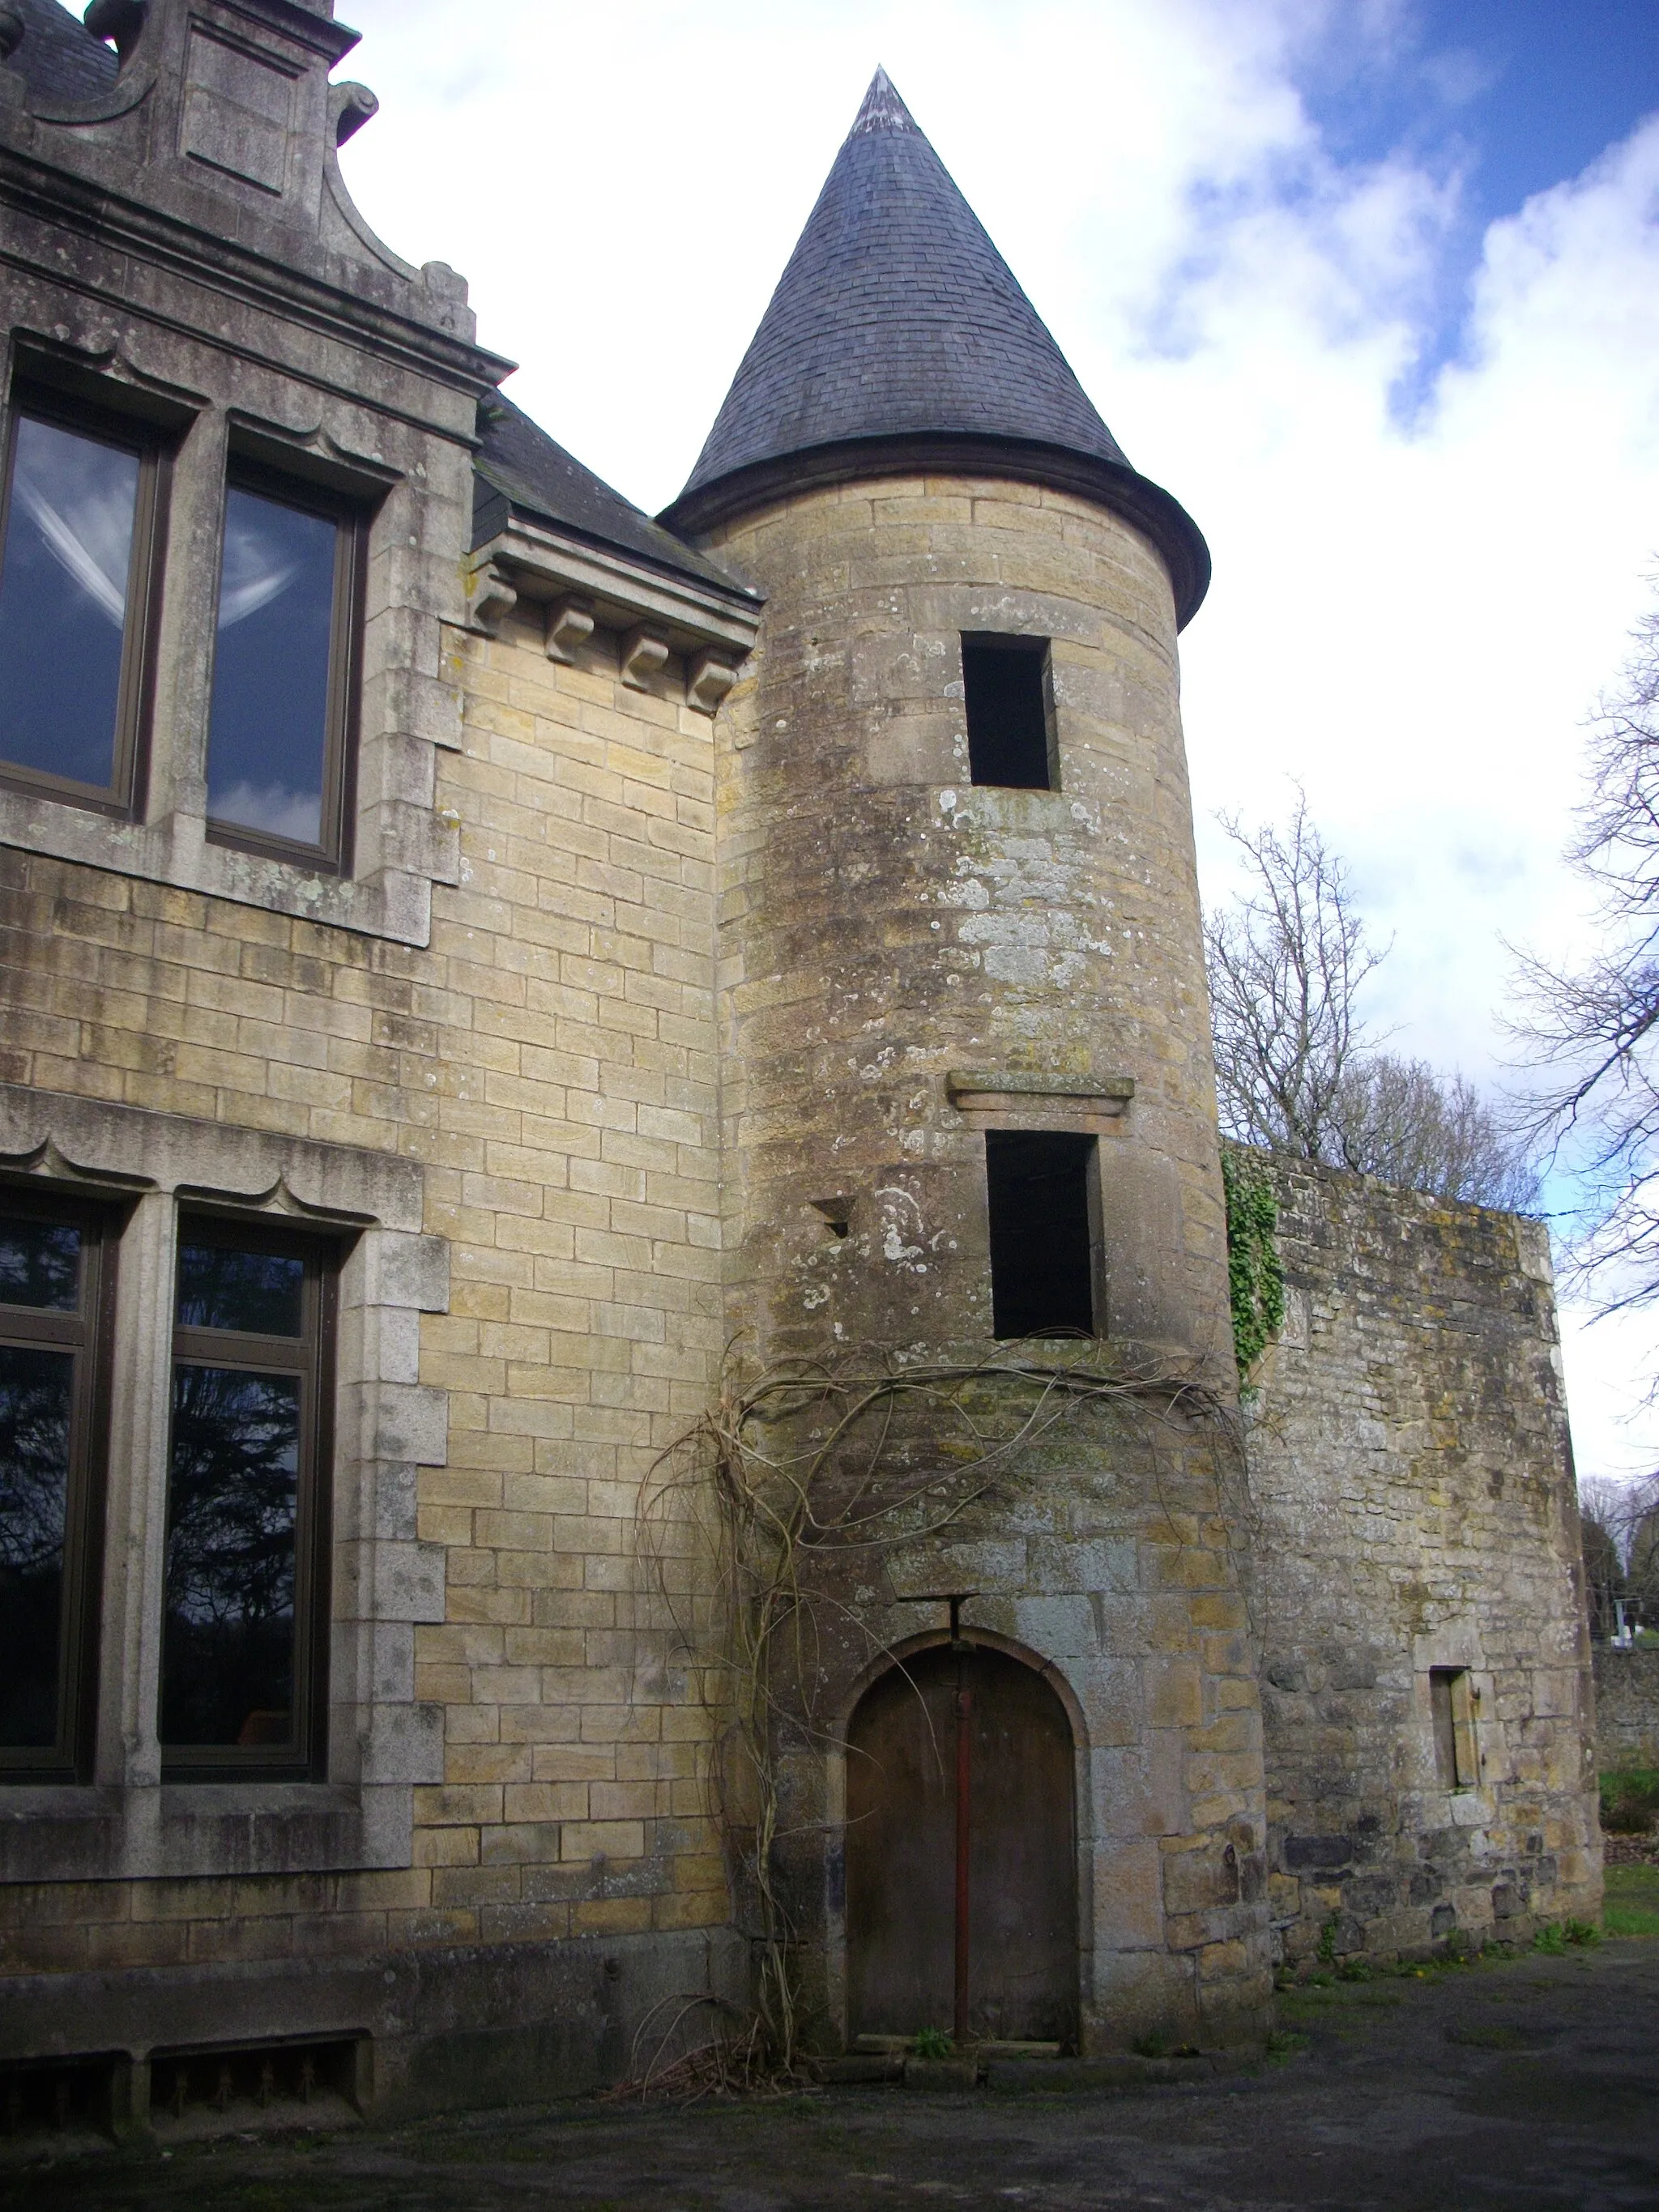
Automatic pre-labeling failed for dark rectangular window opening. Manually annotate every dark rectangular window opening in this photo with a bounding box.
[0,387,168,818]
[986,1130,1098,1339]
[1429,1666,1477,1789]
[0,1191,117,1782]
[160,1217,338,1782]
[204,459,365,873]
[962,633,1055,791]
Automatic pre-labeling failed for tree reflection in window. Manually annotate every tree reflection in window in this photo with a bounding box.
[0,1205,104,1778]
[161,1365,300,1749]
[161,1225,332,1772]
[0,1344,74,1749]
[175,1242,302,1336]
[0,1214,79,1311]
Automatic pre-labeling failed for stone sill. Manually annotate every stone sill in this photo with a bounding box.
[0,1783,407,1883]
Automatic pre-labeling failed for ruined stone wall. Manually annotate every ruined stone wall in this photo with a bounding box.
[1243,1155,1601,1964]
[1593,1647,1659,1767]
[702,474,1273,2049]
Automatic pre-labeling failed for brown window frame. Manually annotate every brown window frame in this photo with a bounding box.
[160,1214,338,1784]
[0,1186,117,1784]
[203,457,367,876]
[0,384,169,820]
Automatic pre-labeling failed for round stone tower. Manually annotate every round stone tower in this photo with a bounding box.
[663,70,1270,2056]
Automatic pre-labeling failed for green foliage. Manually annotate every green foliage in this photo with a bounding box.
[1316,1912,1340,1967]
[1599,1766,1659,1833]
[911,2027,953,2061]
[1532,1918,1599,1954]
[1221,1147,1286,1385]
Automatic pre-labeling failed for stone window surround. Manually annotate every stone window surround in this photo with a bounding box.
[0,1083,450,1884]
[0,323,470,948]
[1413,1628,1496,1818]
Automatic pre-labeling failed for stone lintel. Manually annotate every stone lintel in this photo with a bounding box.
[946,1071,1135,1113]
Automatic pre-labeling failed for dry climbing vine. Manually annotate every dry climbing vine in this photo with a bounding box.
[634,1342,1233,2077]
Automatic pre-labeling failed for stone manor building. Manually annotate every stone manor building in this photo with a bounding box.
[0,0,1599,2133]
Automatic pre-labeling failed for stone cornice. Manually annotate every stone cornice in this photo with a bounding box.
[470,514,763,663]
[662,432,1212,631]
[0,145,512,405]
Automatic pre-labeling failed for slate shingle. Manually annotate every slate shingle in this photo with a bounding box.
[4,0,119,107]
[679,68,1128,494]
[667,69,1209,624]
[473,396,757,604]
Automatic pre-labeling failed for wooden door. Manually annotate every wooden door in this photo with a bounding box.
[845,1645,1077,2045]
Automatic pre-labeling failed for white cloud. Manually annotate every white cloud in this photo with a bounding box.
[336,0,1659,1478]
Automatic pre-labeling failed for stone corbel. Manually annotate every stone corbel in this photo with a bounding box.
[331,81,379,148]
[686,649,740,716]
[544,594,596,665]
[465,559,518,637]
[619,624,671,693]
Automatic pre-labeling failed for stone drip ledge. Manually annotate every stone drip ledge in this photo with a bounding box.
[946,1069,1135,1129]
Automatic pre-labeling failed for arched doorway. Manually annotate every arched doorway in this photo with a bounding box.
[845,1643,1077,2046]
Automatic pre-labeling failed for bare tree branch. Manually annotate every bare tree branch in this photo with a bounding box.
[1511,579,1659,1314]
[1206,795,1536,1208]
[1204,792,1386,1159]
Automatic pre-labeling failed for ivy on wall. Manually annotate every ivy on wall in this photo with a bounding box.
[1222,1145,1286,1385]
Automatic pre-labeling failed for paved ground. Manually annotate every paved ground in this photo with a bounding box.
[5,1933,1657,2212]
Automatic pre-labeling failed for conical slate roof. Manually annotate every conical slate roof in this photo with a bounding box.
[663,69,1209,624]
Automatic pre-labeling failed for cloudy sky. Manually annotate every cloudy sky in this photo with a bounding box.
[336,0,1659,1483]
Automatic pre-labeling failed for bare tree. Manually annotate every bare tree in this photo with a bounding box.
[1579,1469,1659,1630]
[1333,1054,1540,1211]
[1512,583,1659,1317]
[1206,796,1537,1208]
[1205,795,1384,1158]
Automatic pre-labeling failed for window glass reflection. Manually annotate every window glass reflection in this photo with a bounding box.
[0,415,139,791]
[176,1242,304,1336]
[0,1344,74,1749]
[161,1365,299,1749]
[206,486,337,848]
[0,1217,80,1311]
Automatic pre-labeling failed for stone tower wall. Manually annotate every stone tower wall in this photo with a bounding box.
[703,473,1273,2049]
[708,474,1230,1371]
[1243,1154,1602,1965]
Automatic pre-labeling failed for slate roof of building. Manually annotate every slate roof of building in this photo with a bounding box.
[472,396,758,603]
[667,68,1209,624]
[5,0,119,104]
